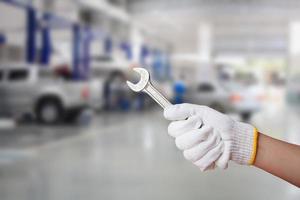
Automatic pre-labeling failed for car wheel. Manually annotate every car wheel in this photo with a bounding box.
[36,98,63,124]
[241,112,252,122]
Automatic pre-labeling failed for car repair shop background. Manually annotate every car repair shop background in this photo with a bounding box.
[0,0,299,200]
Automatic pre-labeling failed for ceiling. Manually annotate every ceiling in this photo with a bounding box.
[127,0,300,57]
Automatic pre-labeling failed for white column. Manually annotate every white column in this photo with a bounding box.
[197,23,215,82]
[197,23,212,62]
[289,22,300,74]
[130,25,143,63]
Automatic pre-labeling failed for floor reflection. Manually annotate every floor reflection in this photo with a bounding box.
[0,107,299,200]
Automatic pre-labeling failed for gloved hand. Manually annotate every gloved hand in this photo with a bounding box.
[164,103,258,171]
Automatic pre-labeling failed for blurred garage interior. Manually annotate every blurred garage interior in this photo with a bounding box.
[0,0,300,199]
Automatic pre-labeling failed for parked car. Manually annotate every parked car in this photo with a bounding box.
[184,81,263,121]
[91,59,134,110]
[227,83,264,120]
[185,81,231,113]
[0,63,90,124]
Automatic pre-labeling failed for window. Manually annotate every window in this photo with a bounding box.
[197,83,215,92]
[0,70,3,81]
[8,69,28,81]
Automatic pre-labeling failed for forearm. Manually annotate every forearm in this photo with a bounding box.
[254,132,300,187]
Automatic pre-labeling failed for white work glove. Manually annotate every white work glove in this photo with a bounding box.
[164,103,258,171]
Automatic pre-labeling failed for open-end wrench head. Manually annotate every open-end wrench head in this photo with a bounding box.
[126,68,150,92]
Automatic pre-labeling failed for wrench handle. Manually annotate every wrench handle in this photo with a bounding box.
[144,83,172,109]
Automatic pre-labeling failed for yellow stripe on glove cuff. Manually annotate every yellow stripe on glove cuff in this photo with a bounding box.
[248,128,259,165]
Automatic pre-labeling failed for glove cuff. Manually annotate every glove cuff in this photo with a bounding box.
[231,122,258,165]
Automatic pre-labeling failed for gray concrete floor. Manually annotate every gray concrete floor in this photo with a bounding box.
[0,106,299,200]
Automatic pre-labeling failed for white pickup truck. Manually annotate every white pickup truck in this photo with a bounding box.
[0,63,90,124]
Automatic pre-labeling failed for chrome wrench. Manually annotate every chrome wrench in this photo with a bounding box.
[126,68,172,109]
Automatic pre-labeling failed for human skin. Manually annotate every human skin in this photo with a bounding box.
[254,133,300,187]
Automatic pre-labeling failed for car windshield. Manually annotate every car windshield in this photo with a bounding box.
[234,73,258,86]
[197,83,215,92]
[8,69,28,81]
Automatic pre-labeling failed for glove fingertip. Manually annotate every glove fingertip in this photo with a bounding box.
[199,167,205,172]
[216,160,227,169]
[167,123,178,138]
[198,164,209,172]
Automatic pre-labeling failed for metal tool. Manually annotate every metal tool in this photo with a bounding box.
[126,68,172,109]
